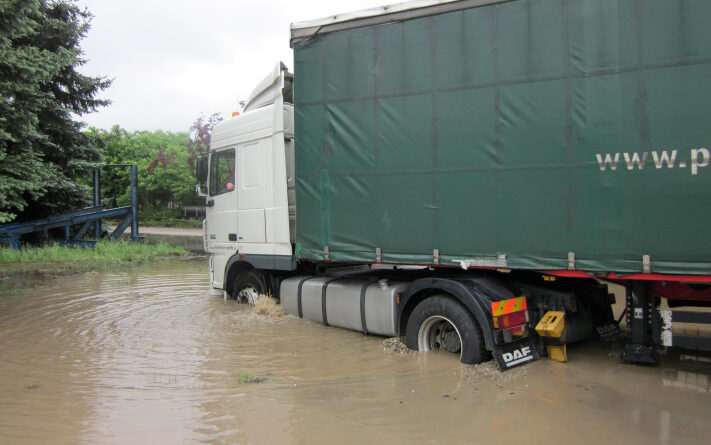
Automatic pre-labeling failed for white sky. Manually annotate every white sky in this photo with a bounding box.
[76,0,390,132]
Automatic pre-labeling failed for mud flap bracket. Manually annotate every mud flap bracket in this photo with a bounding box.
[622,282,658,364]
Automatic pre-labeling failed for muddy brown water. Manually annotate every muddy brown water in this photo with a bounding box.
[1,259,710,444]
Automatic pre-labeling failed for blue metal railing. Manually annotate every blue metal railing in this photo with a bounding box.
[0,164,140,249]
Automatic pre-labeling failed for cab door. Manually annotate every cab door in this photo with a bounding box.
[236,140,267,244]
[205,148,238,250]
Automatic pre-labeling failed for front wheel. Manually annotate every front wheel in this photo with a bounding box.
[405,295,488,364]
[231,270,266,305]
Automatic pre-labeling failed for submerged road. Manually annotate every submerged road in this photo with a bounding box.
[0,259,709,444]
[121,226,204,253]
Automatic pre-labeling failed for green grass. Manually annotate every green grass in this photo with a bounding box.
[0,240,186,266]
[138,208,203,228]
[104,217,203,229]
[140,217,203,229]
[234,372,266,385]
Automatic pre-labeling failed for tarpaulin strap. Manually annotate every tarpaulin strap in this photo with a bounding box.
[491,296,528,316]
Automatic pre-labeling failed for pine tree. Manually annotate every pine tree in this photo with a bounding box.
[0,0,110,223]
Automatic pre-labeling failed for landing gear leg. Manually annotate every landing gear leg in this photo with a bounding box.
[622,281,657,364]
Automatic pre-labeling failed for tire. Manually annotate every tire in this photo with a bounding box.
[232,270,266,305]
[405,295,488,364]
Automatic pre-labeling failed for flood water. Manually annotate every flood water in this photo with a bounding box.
[1,259,710,444]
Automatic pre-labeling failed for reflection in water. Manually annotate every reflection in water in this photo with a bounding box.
[662,369,710,393]
[662,352,711,394]
[1,259,710,444]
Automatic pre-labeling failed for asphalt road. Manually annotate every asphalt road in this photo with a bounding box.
[125,226,202,237]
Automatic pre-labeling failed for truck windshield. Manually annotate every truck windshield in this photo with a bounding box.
[209,149,235,196]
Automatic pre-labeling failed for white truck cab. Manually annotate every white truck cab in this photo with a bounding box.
[198,63,295,294]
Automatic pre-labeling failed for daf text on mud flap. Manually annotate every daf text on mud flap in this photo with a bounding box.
[502,346,535,367]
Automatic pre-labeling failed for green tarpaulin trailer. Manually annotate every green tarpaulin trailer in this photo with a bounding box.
[291,0,711,276]
[201,0,711,367]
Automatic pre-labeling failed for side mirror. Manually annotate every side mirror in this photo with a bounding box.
[195,155,208,196]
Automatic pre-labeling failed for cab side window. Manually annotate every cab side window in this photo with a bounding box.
[209,149,235,196]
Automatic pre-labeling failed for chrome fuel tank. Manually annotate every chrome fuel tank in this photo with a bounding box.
[280,276,408,336]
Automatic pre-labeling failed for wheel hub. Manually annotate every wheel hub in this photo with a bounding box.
[236,286,259,305]
[418,315,462,355]
[438,325,461,353]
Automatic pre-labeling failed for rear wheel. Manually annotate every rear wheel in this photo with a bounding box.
[405,295,488,364]
[232,270,266,305]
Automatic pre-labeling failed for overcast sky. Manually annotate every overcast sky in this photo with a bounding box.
[76,0,390,132]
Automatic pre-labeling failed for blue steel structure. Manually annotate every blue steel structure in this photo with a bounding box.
[0,165,140,249]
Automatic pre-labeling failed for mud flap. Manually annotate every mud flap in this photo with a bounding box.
[594,322,620,340]
[493,337,540,371]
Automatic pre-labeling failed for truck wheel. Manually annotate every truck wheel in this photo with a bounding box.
[405,295,487,364]
[232,270,265,305]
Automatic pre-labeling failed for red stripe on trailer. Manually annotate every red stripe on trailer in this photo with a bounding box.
[541,270,711,284]
[650,282,711,301]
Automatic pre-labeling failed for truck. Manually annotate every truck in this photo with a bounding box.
[196,0,711,370]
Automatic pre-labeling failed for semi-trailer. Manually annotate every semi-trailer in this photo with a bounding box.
[198,0,711,370]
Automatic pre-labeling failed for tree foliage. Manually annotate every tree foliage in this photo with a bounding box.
[187,112,222,168]
[91,126,195,212]
[0,0,110,223]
